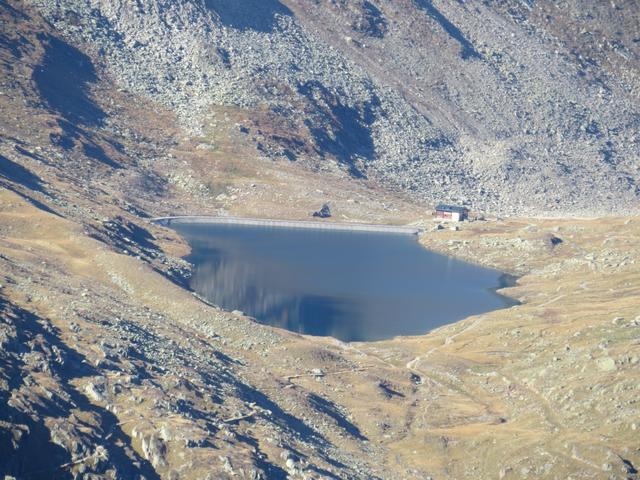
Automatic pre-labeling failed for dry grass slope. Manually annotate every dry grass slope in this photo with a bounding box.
[0,2,638,479]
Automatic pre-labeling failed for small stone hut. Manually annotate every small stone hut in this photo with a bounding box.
[434,204,469,222]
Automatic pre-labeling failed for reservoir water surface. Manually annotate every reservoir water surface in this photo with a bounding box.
[172,222,516,342]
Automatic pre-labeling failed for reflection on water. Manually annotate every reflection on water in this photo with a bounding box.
[173,223,517,342]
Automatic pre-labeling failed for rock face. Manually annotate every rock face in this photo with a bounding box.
[312,203,332,218]
[25,0,640,216]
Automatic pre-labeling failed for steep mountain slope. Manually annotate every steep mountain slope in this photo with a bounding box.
[1,2,639,479]
[0,5,411,478]
[27,0,640,215]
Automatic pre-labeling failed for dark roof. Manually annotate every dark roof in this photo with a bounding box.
[435,204,468,213]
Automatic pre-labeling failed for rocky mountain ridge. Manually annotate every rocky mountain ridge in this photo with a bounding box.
[27,0,640,215]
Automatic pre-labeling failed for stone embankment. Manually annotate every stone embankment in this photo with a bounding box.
[152,216,421,235]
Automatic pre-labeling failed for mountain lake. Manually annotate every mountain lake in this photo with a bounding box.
[170,222,517,342]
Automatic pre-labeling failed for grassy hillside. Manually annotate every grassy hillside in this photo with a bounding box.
[1,1,638,478]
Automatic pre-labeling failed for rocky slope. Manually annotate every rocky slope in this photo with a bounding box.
[25,0,640,215]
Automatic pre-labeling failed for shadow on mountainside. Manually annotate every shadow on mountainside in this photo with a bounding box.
[236,383,327,446]
[0,0,29,20]
[0,154,44,192]
[49,119,122,168]
[0,154,62,216]
[204,0,292,32]
[307,393,367,441]
[0,297,160,480]
[32,34,106,127]
[298,80,378,178]
[351,1,388,38]
[31,33,123,168]
[414,0,481,60]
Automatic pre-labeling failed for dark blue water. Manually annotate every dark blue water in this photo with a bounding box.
[172,223,516,342]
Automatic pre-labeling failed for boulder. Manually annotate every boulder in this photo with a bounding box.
[596,357,616,372]
[312,203,331,218]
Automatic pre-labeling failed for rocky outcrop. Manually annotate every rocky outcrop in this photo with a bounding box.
[312,203,332,218]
